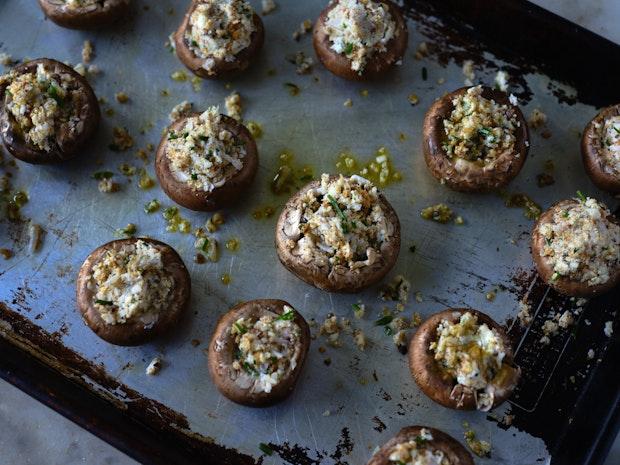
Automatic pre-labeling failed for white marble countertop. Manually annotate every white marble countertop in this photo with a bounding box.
[1,1,618,465]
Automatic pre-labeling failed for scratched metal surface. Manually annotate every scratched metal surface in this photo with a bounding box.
[0,1,617,464]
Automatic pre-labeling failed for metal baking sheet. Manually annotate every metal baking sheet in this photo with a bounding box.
[1,1,619,464]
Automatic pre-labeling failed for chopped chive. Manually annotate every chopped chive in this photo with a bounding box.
[576,190,587,202]
[384,325,394,336]
[92,171,114,180]
[343,42,354,55]
[327,194,350,234]
[95,299,113,306]
[144,199,160,214]
[277,308,295,321]
[243,362,257,376]
[375,315,393,326]
[168,131,179,140]
[234,322,247,334]
[200,237,209,252]
[284,82,300,96]
[259,443,273,456]
[47,84,63,105]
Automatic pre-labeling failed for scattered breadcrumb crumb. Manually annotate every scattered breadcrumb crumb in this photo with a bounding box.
[225,91,242,120]
[28,223,44,253]
[463,424,491,457]
[411,312,422,327]
[0,52,14,66]
[353,329,367,350]
[287,51,313,75]
[353,303,365,319]
[407,93,419,105]
[82,40,94,63]
[495,70,509,91]
[604,321,613,337]
[528,108,547,129]
[414,42,429,60]
[587,349,595,360]
[508,94,518,106]
[262,0,277,15]
[169,100,193,122]
[111,127,134,151]
[98,178,119,193]
[343,98,353,108]
[115,92,129,104]
[73,63,86,76]
[146,357,162,375]
[462,60,475,86]
[292,19,312,41]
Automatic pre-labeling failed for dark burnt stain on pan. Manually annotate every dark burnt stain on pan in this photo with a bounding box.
[0,303,258,465]
[404,0,620,107]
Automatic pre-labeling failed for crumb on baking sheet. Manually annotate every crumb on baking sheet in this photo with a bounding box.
[110,127,134,151]
[517,301,533,326]
[171,70,188,82]
[414,41,429,60]
[98,178,119,193]
[28,222,44,253]
[0,248,14,260]
[379,275,410,303]
[115,92,129,104]
[262,0,277,15]
[462,59,475,86]
[286,51,313,75]
[343,98,353,107]
[146,357,163,375]
[463,423,491,457]
[292,19,312,41]
[225,91,242,120]
[528,108,547,129]
[604,321,613,337]
[494,70,509,91]
[82,40,94,63]
[0,52,14,66]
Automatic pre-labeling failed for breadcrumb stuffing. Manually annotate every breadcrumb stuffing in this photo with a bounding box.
[115,92,129,104]
[168,100,193,122]
[292,19,312,41]
[98,178,119,193]
[111,127,134,151]
[462,59,475,86]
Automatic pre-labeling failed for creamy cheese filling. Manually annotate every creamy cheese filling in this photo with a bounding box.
[231,307,301,393]
[288,174,389,270]
[2,63,80,152]
[388,429,450,465]
[63,0,103,9]
[325,0,396,72]
[442,86,519,165]
[600,115,620,175]
[185,0,256,74]
[430,312,506,393]
[89,240,173,325]
[165,106,246,192]
[539,197,620,286]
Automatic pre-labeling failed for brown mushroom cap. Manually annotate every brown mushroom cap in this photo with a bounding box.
[37,0,130,30]
[531,199,620,297]
[155,112,258,212]
[275,176,401,293]
[174,3,264,79]
[0,58,100,164]
[208,299,311,407]
[76,238,191,346]
[312,0,408,81]
[423,86,529,193]
[581,104,620,194]
[367,425,474,465]
[409,308,520,411]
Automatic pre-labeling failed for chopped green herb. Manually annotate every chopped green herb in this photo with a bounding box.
[384,325,394,336]
[562,210,569,218]
[163,206,178,220]
[259,443,273,456]
[95,299,113,306]
[576,190,587,202]
[191,173,198,180]
[284,82,300,96]
[191,40,198,47]
[234,322,247,334]
[277,308,295,321]
[92,171,114,180]
[327,194,351,234]
[375,315,393,326]
[168,131,179,140]
[414,435,428,447]
[47,84,63,105]
[243,362,257,376]
[343,42,354,55]
[144,199,161,214]
[116,223,136,236]
[613,126,620,135]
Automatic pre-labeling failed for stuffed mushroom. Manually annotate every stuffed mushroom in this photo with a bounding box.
[312,0,408,81]
[0,58,100,164]
[37,0,130,30]
[155,106,258,211]
[174,0,264,79]
[423,85,529,192]
[531,196,620,297]
[208,299,310,407]
[76,238,190,346]
[581,104,620,194]
[276,174,401,293]
[367,426,474,465]
[409,308,520,411]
